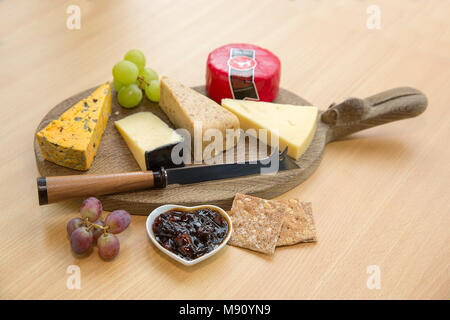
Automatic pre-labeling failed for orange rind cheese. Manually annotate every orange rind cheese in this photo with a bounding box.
[36,83,112,170]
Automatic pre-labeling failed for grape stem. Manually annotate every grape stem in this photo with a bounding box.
[137,75,150,87]
[84,218,109,233]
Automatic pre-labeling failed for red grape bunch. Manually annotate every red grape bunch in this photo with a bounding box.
[66,197,131,260]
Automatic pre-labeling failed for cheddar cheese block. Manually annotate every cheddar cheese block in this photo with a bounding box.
[36,83,112,170]
[221,99,318,160]
[159,76,240,160]
[115,112,184,171]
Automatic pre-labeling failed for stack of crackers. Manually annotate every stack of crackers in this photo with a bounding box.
[228,193,317,255]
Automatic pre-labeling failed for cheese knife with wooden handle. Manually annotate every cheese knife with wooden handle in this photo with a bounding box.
[37,147,297,205]
[36,87,427,210]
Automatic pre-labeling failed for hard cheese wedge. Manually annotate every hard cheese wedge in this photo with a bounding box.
[36,83,112,170]
[221,99,318,160]
[159,76,240,160]
[115,112,184,171]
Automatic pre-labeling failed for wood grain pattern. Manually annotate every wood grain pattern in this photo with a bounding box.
[34,86,318,213]
[1,0,449,300]
[34,86,426,212]
[322,87,427,142]
[43,171,156,204]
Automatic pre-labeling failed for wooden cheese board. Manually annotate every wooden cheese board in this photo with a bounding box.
[34,85,427,214]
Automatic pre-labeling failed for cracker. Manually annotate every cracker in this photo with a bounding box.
[276,200,317,246]
[228,193,286,255]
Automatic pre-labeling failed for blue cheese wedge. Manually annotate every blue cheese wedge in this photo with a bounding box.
[114,112,184,171]
[36,83,112,170]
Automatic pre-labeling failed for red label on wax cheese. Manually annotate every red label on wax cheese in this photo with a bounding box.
[206,43,281,104]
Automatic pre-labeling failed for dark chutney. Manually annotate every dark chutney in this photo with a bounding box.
[152,207,229,260]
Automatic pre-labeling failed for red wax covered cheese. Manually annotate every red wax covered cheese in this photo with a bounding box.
[206,43,281,104]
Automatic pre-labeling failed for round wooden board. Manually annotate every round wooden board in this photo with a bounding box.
[35,86,329,214]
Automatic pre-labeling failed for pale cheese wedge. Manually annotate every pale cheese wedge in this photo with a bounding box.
[159,76,240,160]
[221,99,318,160]
[115,112,183,171]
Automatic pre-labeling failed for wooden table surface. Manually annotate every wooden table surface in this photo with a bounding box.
[1,0,449,300]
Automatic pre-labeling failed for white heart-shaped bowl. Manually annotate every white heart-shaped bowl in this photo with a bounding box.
[146,204,233,266]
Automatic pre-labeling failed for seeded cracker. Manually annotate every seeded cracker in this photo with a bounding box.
[228,193,285,255]
[276,200,317,246]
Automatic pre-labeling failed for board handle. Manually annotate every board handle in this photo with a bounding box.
[321,87,427,142]
[37,169,168,205]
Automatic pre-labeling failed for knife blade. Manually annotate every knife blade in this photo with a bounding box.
[166,146,299,185]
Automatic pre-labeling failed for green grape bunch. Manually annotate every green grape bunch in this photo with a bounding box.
[112,49,160,108]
